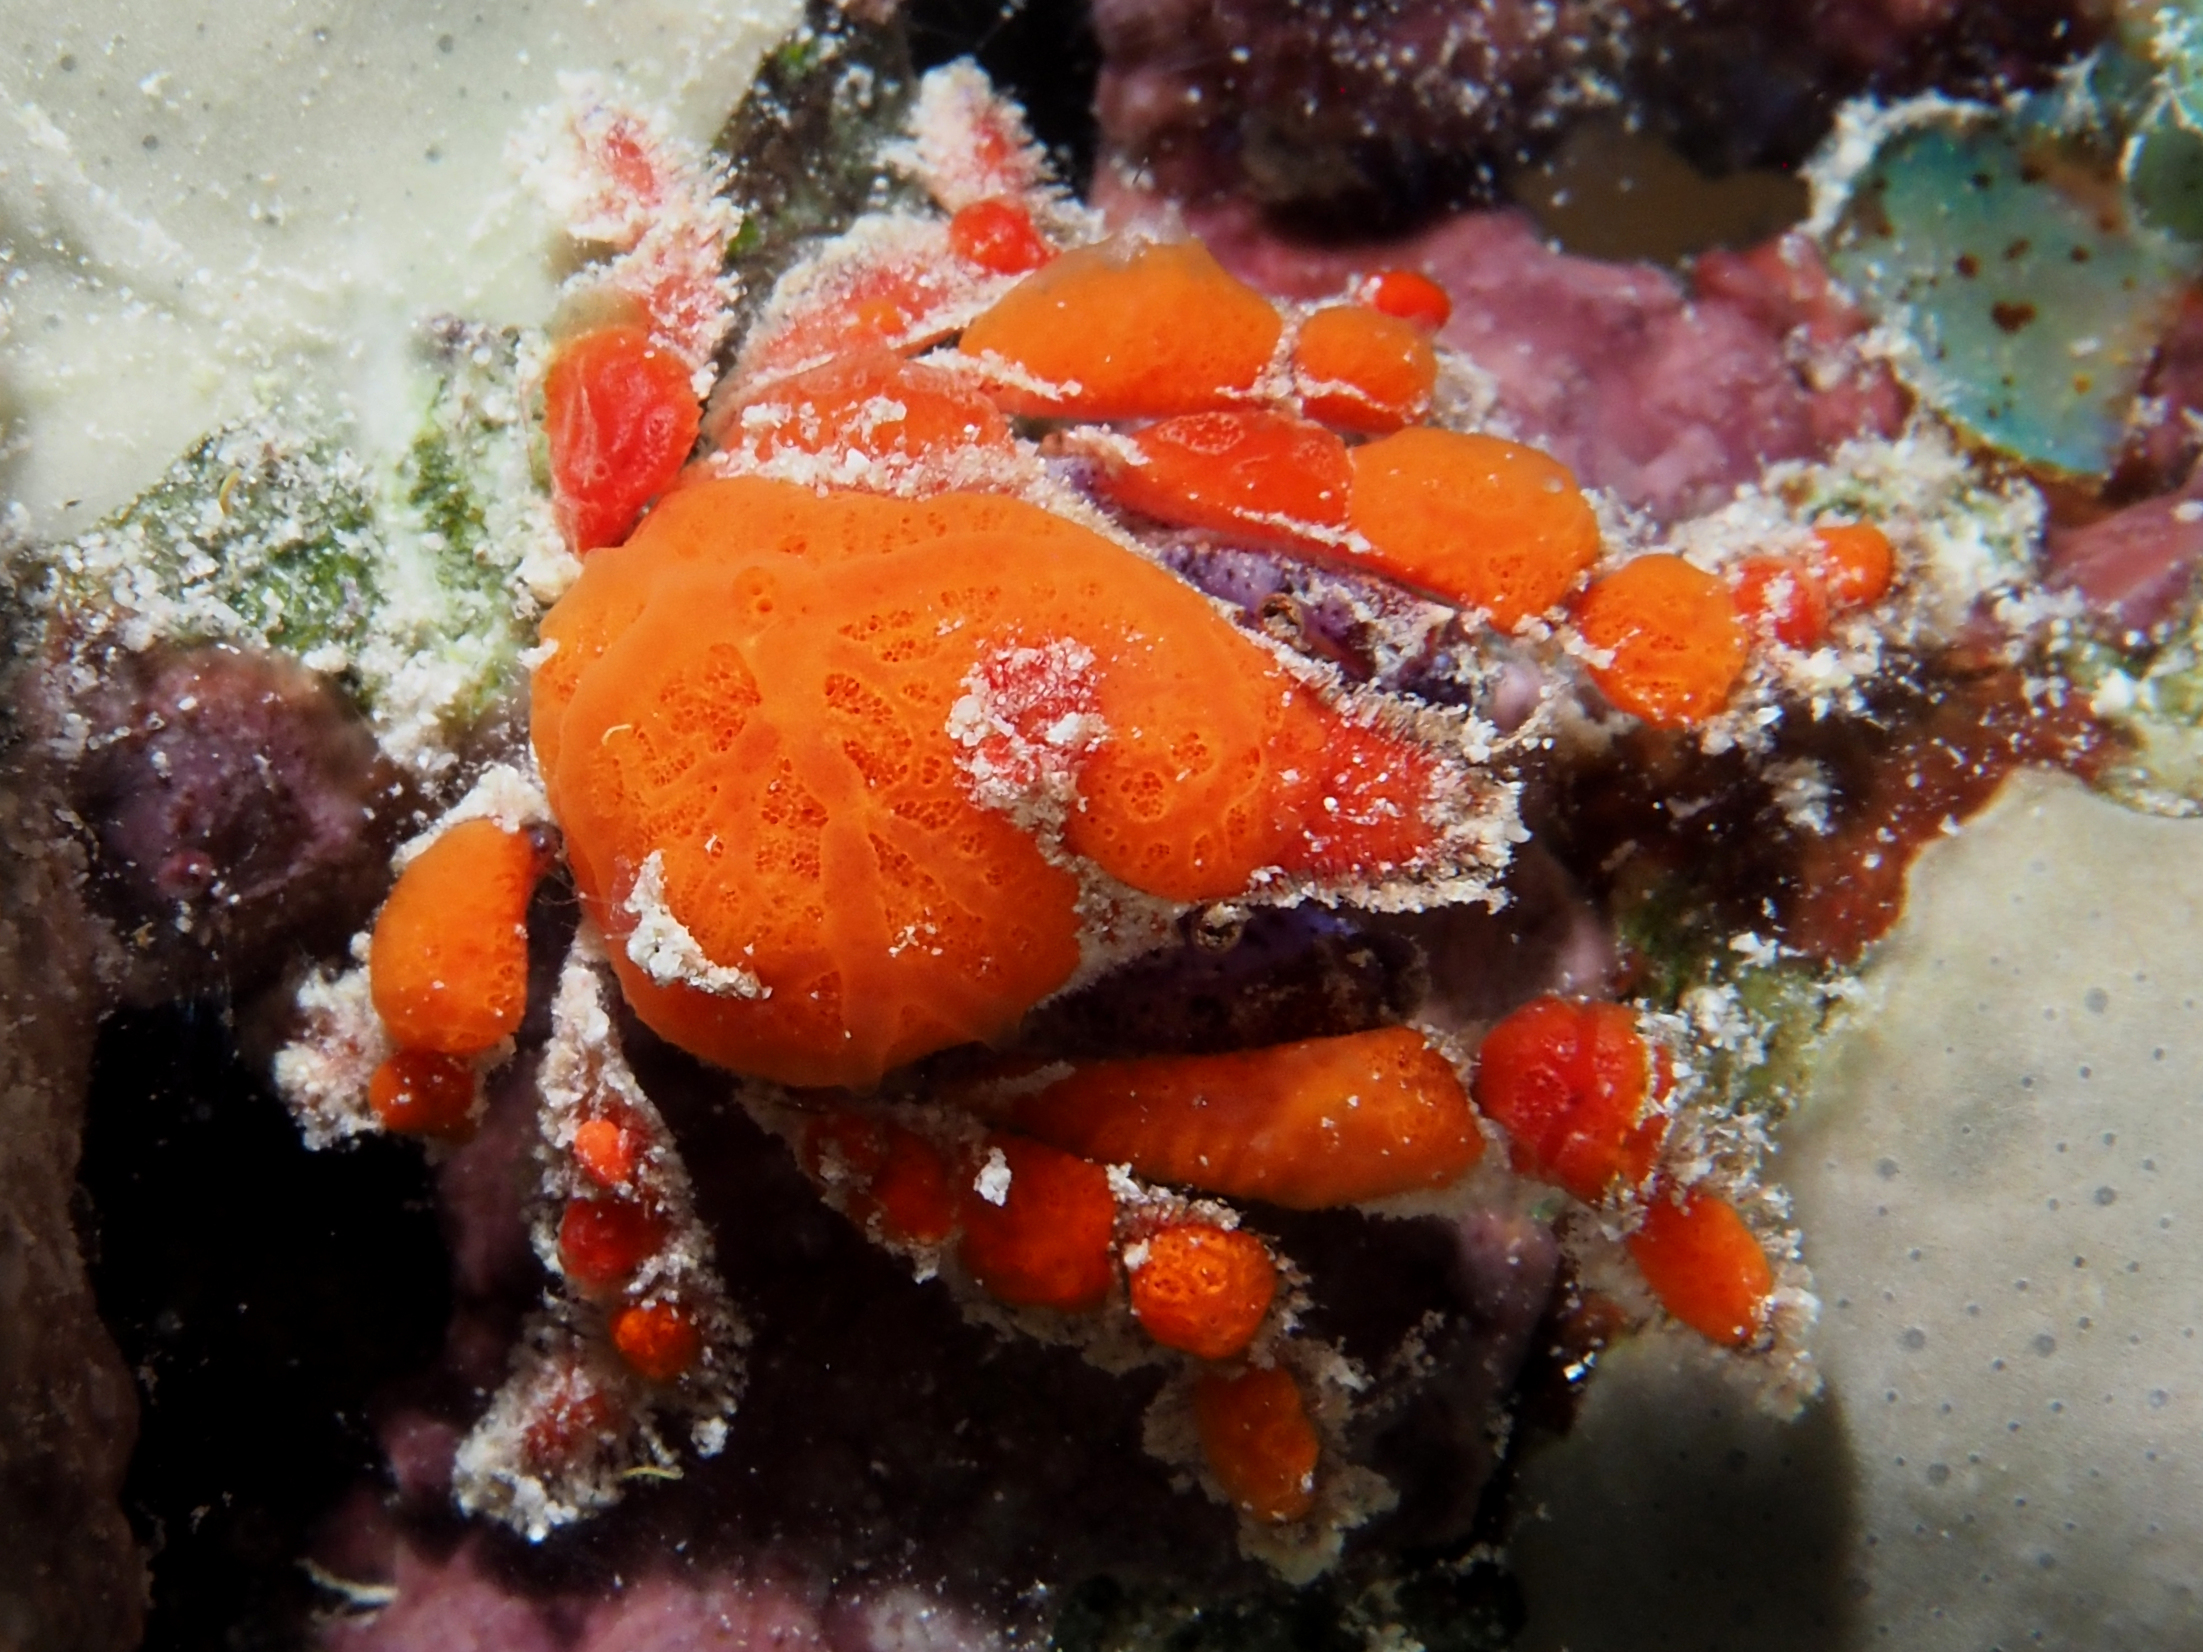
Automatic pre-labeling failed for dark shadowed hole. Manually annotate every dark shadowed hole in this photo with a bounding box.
[78,1001,449,1652]
[904,0,1102,190]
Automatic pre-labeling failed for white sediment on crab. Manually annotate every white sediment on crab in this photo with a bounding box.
[883,58,1050,213]
[728,211,1025,391]
[1140,1341,1398,1587]
[392,759,554,868]
[458,927,746,1538]
[452,1323,664,1542]
[512,73,743,382]
[619,851,770,1000]
[270,941,392,1150]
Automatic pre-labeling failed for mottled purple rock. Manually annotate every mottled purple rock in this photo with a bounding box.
[1093,0,1616,219]
[65,644,406,1001]
[1108,191,1880,521]
[2046,487,2203,640]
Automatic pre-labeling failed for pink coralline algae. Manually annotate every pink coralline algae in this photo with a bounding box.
[1122,195,1904,523]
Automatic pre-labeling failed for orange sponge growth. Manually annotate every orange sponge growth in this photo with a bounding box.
[610,1301,704,1380]
[532,477,1456,1086]
[1812,521,1896,609]
[1192,1365,1320,1524]
[1087,410,1350,549]
[956,1134,1119,1311]
[1009,1027,1483,1209]
[368,1049,478,1140]
[1346,428,1601,628]
[1626,1185,1774,1347]
[370,820,548,1056]
[1472,997,1668,1204]
[947,197,1053,275]
[545,325,701,553]
[726,349,1011,469]
[1130,1224,1277,1360]
[804,1107,959,1244]
[1357,268,1451,331]
[572,1116,644,1191]
[958,238,1283,417]
[1292,304,1437,433]
[1573,554,1749,728]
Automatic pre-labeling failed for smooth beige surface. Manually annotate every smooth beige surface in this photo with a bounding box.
[0,0,797,536]
[1513,768,2203,1650]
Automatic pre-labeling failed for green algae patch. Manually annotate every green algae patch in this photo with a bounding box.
[12,320,570,780]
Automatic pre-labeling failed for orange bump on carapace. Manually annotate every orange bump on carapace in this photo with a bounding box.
[805,1108,959,1244]
[1357,268,1451,331]
[368,1049,479,1139]
[958,238,1283,417]
[369,819,548,1056]
[1573,553,1749,728]
[557,1195,669,1293]
[1472,997,1668,1205]
[956,1134,1118,1311]
[610,1301,704,1380]
[1292,304,1437,433]
[544,325,702,553]
[1731,553,1830,650]
[1626,1184,1775,1347]
[1087,409,1350,549]
[572,1116,643,1189]
[1130,1224,1278,1360]
[531,477,1460,1088]
[726,348,1012,469]
[947,197,1053,275]
[1008,1027,1483,1209]
[1812,521,1897,610]
[1192,1365,1320,1524]
[1346,427,1602,628]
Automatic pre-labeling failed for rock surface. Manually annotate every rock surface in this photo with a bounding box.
[1509,768,2203,1650]
[0,723,144,1652]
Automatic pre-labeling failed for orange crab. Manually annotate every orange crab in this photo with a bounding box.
[281,65,1851,1564]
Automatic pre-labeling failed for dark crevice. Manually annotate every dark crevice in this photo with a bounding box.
[78,1002,450,1652]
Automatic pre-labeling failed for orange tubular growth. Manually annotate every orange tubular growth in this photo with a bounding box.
[1626,1185,1775,1347]
[1573,554,1749,728]
[545,325,701,553]
[1008,1027,1483,1209]
[1346,427,1602,628]
[956,1134,1119,1311]
[531,477,1458,1088]
[957,238,1284,417]
[1292,304,1437,433]
[1471,997,1668,1205]
[1087,410,1351,548]
[368,1049,478,1139]
[1192,1365,1320,1524]
[947,197,1053,275]
[1130,1224,1278,1360]
[369,819,548,1056]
